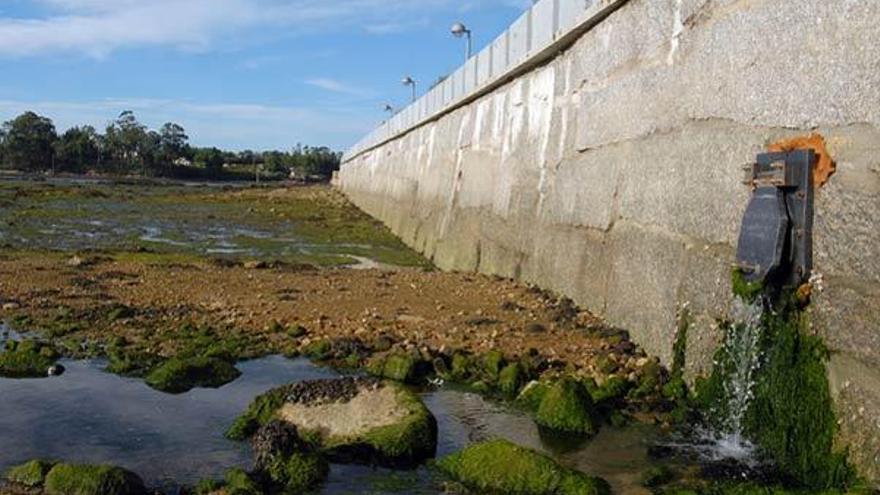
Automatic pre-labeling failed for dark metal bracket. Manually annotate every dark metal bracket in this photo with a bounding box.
[735,149,815,287]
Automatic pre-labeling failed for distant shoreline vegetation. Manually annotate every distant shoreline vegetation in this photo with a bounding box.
[0,111,341,182]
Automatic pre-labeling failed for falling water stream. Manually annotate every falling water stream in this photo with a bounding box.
[711,297,765,462]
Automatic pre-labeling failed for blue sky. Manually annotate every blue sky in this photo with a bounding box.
[0,0,530,151]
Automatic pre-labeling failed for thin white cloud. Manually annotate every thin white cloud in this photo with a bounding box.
[304,78,369,97]
[0,0,484,58]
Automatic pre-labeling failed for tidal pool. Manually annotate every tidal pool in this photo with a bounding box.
[0,350,669,494]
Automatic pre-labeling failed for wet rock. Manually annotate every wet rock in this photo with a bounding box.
[250,421,329,493]
[5,459,55,488]
[0,340,59,379]
[251,420,307,467]
[640,465,675,488]
[535,378,598,435]
[438,439,610,495]
[47,364,65,377]
[498,362,527,396]
[228,377,437,468]
[44,463,146,495]
[481,350,505,381]
[145,356,241,394]
[366,352,424,384]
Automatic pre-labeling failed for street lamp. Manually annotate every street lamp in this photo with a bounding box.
[401,76,417,103]
[450,22,472,61]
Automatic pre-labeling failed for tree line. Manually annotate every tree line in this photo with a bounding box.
[0,111,341,181]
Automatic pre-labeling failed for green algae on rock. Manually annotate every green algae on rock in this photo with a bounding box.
[144,356,241,394]
[227,377,437,468]
[260,452,329,493]
[366,352,422,384]
[0,340,58,378]
[535,378,597,435]
[498,362,527,396]
[437,439,610,495]
[43,463,146,495]
[4,459,55,488]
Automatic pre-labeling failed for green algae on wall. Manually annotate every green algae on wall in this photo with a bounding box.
[697,280,854,490]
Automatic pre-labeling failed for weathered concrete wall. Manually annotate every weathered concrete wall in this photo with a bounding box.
[340,0,880,481]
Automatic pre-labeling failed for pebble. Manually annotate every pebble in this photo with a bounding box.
[2,302,20,311]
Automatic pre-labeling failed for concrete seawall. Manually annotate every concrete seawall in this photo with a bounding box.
[339,0,880,481]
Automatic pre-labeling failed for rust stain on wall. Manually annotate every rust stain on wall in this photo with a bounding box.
[769,133,836,188]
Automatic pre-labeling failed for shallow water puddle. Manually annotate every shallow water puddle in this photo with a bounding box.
[0,352,667,494]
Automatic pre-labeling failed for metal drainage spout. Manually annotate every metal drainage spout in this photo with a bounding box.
[735,149,816,289]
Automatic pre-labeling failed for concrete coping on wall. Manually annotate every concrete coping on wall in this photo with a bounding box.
[341,0,631,165]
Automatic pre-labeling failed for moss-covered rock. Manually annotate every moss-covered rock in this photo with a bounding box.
[226,386,288,441]
[630,359,663,399]
[482,350,506,381]
[260,452,328,492]
[145,356,241,394]
[228,377,437,468]
[588,375,632,404]
[5,459,55,487]
[302,339,332,360]
[319,383,437,467]
[0,340,58,378]
[366,353,421,384]
[193,478,223,495]
[498,362,526,396]
[640,465,674,488]
[437,439,610,495]
[450,352,475,381]
[43,463,146,495]
[222,468,261,495]
[535,378,597,435]
[516,380,550,411]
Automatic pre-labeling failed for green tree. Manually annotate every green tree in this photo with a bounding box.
[1,111,58,171]
[55,126,100,173]
[194,147,225,175]
[104,110,147,172]
[159,122,189,163]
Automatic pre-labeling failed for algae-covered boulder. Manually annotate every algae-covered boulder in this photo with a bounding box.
[366,352,423,384]
[0,340,59,378]
[228,377,437,468]
[250,420,329,492]
[498,362,527,396]
[438,439,610,495]
[145,356,241,394]
[5,459,55,487]
[43,463,146,495]
[535,378,597,435]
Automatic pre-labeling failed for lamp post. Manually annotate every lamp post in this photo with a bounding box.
[450,22,472,61]
[401,76,417,103]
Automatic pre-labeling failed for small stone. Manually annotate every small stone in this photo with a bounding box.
[47,364,65,377]
[2,302,20,311]
[67,255,85,267]
[525,323,546,334]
